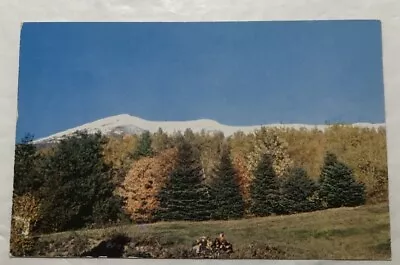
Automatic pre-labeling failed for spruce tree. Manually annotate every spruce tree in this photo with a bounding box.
[154,136,213,221]
[250,153,281,216]
[211,143,245,220]
[281,167,320,214]
[319,152,366,208]
[133,130,154,159]
[38,131,124,232]
[319,152,337,185]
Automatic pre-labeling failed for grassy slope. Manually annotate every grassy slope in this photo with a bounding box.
[40,202,391,260]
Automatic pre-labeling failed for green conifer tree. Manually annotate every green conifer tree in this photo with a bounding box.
[38,131,124,232]
[281,167,320,214]
[319,152,366,208]
[132,130,154,159]
[154,136,213,221]
[211,143,245,220]
[319,152,338,184]
[249,153,281,216]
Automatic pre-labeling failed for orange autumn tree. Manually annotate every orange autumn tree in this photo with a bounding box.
[232,153,252,207]
[118,148,178,222]
[228,131,254,209]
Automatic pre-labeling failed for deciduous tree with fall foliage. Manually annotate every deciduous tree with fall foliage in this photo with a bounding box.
[247,127,293,178]
[118,148,178,222]
[10,193,41,256]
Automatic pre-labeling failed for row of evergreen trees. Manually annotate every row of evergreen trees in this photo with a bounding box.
[151,134,366,221]
[13,130,366,233]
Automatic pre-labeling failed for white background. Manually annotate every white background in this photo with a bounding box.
[0,0,399,264]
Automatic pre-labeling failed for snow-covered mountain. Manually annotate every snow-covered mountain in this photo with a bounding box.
[33,114,386,144]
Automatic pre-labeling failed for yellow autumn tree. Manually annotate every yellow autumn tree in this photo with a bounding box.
[277,125,388,203]
[151,128,173,153]
[279,127,326,179]
[10,193,41,256]
[102,135,138,170]
[324,125,388,203]
[118,148,178,222]
[197,131,225,185]
[246,127,293,178]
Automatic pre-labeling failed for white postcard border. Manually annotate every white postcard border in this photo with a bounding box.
[0,0,398,264]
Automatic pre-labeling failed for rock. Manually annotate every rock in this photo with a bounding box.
[192,233,234,258]
[80,234,131,258]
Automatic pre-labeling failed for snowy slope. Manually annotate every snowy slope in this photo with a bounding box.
[33,114,386,144]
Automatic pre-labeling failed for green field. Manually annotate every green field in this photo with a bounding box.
[36,202,391,260]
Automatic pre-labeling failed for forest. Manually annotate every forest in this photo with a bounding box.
[10,124,389,257]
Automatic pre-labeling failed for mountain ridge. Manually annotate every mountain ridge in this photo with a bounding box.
[33,114,386,144]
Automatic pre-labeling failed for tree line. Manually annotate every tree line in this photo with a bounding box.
[104,126,387,204]
[11,126,374,241]
[121,130,366,222]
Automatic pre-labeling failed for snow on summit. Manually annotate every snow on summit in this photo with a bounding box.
[34,114,386,144]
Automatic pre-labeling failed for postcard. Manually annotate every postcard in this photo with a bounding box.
[10,21,390,260]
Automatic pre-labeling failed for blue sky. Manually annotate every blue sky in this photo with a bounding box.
[16,21,385,140]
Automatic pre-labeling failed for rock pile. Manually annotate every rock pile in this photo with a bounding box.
[192,232,233,258]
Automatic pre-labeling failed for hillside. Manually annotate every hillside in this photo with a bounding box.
[35,202,391,260]
[33,114,386,144]
[13,119,389,259]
